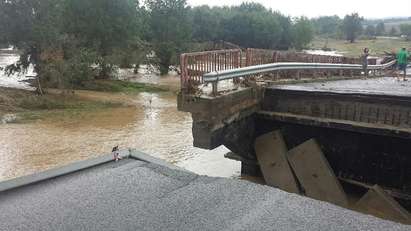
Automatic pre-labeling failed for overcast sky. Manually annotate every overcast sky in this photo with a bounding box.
[187,0,411,19]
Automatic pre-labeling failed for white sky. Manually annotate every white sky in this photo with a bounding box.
[187,0,411,18]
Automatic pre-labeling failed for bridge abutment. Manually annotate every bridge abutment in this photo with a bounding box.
[178,88,261,160]
[179,81,411,205]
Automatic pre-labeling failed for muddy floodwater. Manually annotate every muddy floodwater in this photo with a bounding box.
[0,92,240,181]
[0,52,240,181]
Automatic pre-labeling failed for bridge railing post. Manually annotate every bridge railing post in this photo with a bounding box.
[180,54,188,91]
[212,82,218,96]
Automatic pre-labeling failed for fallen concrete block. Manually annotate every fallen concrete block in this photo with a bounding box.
[255,130,300,194]
[287,139,348,207]
[356,185,411,224]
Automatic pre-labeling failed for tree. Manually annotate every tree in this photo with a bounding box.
[375,22,385,36]
[312,15,342,37]
[400,24,411,40]
[220,3,291,49]
[342,13,363,43]
[0,0,143,92]
[390,27,398,36]
[63,0,141,79]
[189,3,296,50]
[0,0,65,93]
[191,6,221,43]
[292,17,314,50]
[146,0,192,75]
[365,25,376,37]
[276,14,294,50]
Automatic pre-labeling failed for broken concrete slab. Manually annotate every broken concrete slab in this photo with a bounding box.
[356,185,411,224]
[255,131,300,194]
[287,139,348,207]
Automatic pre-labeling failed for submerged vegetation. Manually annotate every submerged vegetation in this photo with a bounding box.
[0,0,316,93]
[75,80,166,93]
[0,0,409,94]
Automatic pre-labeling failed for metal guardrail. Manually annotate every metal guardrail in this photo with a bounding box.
[203,61,396,83]
[179,48,365,92]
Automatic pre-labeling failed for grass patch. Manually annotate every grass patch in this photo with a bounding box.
[311,37,411,57]
[17,94,121,111]
[0,87,125,123]
[14,99,122,123]
[77,80,167,93]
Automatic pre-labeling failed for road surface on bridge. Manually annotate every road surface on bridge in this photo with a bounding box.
[272,77,411,97]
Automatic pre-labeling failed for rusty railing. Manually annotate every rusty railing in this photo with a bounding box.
[180,48,383,93]
[180,49,242,91]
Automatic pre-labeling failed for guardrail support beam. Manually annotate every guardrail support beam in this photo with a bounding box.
[212,82,218,96]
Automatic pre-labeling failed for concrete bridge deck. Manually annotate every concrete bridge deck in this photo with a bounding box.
[272,77,411,97]
[0,152,410,231]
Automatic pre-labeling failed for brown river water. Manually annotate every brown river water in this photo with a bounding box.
[0,52,240,181]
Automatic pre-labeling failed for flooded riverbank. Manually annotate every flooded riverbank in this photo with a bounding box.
[0,51,240,181]
[0,91,240,181]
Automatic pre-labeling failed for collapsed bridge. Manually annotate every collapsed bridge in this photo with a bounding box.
[178,48,411,219]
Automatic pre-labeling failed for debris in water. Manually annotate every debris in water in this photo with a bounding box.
[255,130,299,194]
[356,185,411,224]
[1,114,17,124]
[287,139,348,207]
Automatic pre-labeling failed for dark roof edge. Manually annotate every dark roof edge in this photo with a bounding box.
[0,149,187,193]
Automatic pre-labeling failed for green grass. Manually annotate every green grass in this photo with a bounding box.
[311,37,411,57]
[14,99,122,123]
[77,80,166,93]
[17,93,121,111]
[0,88,124,123]
[1,79,168,123]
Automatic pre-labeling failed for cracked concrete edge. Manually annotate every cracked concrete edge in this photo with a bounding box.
[0,149,187,193]
[128,149,188,172]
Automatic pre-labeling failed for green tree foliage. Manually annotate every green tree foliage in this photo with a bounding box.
[342,13,363,43]
[190,3,296,50]
[365,25,376,37]
[311,16,342,37]
[0,0,65,92]
[191,6,223,43]
[0,0,145,91]
[63,0,141,78]
[221,3,283,49]
[390,27,398,36]
[292,17,314,50]
[400,24,411,40]
[375,22,385,36]
[1,0,317,85]
[146,0,191,75]
[276,15,294,50]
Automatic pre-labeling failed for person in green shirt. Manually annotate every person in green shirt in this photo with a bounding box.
[397,48,409,81]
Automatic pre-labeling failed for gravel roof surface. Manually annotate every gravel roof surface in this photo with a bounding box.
[0,158,409,231]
